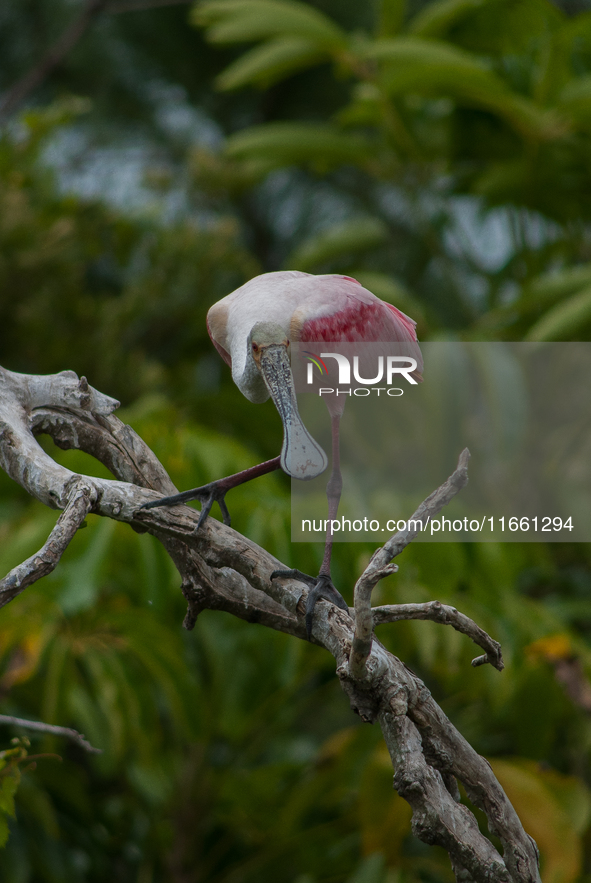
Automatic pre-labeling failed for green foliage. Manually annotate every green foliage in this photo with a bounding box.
[194,0,348,48]
[0,738,55,851]
[226,122,373,169]
[0,744,25,848]
[407,0,491,39]
[193,0,591,336]
[216,36,327,89]
[287,218,389,270]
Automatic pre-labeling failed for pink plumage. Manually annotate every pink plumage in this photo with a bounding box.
[207,271,423,385]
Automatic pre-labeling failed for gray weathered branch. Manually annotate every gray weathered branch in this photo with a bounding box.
[0,366,540,883]
[349,449,471,679]
[0,478,96,608]
[372,601,504,671]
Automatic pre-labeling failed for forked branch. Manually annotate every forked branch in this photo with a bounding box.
[0,366,540,883]
[372,601,504,671]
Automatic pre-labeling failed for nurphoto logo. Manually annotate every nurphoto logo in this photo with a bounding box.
[304,352,419,397]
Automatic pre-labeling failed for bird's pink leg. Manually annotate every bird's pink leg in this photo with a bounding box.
[140,456,282,528]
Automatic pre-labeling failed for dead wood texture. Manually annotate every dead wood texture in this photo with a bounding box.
[0,366,540,883]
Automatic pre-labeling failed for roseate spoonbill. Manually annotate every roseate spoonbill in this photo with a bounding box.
[142,271,422,637]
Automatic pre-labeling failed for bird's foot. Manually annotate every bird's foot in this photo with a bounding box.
[140,480,232,530]
[271,569,349,639]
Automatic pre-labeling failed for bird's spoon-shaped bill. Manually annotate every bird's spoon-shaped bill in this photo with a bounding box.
[258,344,328,481]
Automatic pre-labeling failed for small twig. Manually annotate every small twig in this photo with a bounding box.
[372,601,504,671]
[0,0,191,123]
[0,479,96,608]
[0,714,102,754]
[380,447,471,564]
[349,449,471,679]
[0,0,110,123]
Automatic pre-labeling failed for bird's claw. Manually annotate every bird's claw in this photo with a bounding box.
[140,481,232,529]
[271,570,349,639]
[194,483,232,529]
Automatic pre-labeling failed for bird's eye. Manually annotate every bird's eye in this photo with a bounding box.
[252,342,259,353]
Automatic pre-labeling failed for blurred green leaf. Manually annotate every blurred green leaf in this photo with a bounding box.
[225,122,372,169]
[216,37,326,90]
[195,0,347,48]
[364,37,563,138]
[407,0,491,38]
[286,218,389,271]
[525,264,591,309]
[0,774,18,820]
[525,286,591,341]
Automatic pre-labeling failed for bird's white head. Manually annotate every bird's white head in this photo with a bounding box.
[247,321,327,481]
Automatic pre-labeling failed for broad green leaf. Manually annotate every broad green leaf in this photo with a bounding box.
[286,218,389,271]
[225,122,371,169]
[365,36,499,89]
[216,37,326,90]
[363,37,564,139]
[407,0,491,38]
[525,286,591,340]
[194,0,347,49]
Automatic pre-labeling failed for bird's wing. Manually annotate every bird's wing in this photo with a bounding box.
[291,274,423,379]
[292,276,416,344]
[382,301,419,341]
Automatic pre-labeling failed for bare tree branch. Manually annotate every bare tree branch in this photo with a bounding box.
[0,715,102,754]
[379,706,510,883]
[349,561,397,679]
[0,478,95,608]
[0,1,109,122]
[0,366,540,883]
[0,0,192,123]
[372,601,504,671]
[350,449,471,679]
